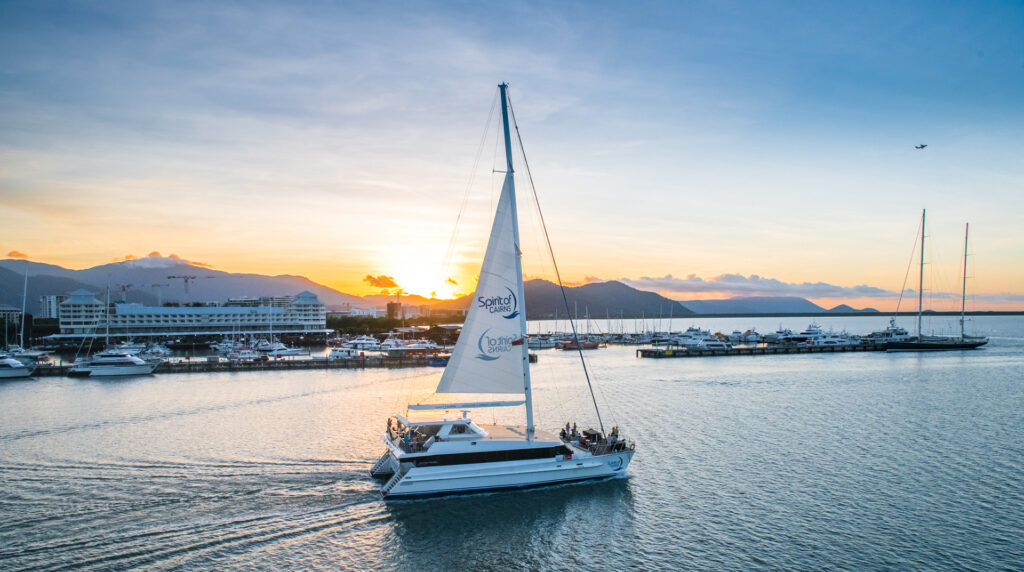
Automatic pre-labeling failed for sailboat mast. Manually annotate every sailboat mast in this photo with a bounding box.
[19,260,28,349]
[499,83,535,441]
[961,222,969,340]
[917,209,925,340]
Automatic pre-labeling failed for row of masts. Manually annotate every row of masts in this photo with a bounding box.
[914,209,974,341]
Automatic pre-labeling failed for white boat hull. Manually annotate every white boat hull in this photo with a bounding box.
[0,367,35,379]
[69,363,158,377]
[383,449,633,498]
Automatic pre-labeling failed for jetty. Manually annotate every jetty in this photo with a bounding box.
[28,353,538,377]
[637,344,887,358]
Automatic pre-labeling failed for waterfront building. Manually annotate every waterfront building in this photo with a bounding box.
[39,295,68,319]
[58,290,105,335]
[0,304,23,327]
[54,290,328,338]
[226,295,294,308]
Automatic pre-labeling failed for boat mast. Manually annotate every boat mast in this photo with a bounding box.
[19,260,28,349]
[917,209,925,340]
[499,83,534,441]
[105,282,111,348]
[961,222,969,340]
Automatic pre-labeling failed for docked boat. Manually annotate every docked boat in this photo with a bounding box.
[526,335,556,349]
[328,347,362,360]
[343,335,381,351]
[370,84,634,499]
[555,337,601,350]
[886,213,988,352]
[0,354,36,379]
[692,338,732,350]
[862,318,913,344]
[68,350,158,377]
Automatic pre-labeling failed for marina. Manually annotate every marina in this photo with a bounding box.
[637,343,886,358]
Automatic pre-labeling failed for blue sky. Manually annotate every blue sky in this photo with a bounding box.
[1,1,1022,308]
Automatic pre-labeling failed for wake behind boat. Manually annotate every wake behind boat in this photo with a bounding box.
[370,84,634,499]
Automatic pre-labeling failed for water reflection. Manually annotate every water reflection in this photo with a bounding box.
[385,478,636,569]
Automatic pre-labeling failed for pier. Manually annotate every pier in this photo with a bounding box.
[636,344,887,358]
[28,353,538,376]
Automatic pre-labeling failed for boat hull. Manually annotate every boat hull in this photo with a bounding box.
[383,449,634,499]
[68,363,158,376]
[0,367,35,379]
[886,340,988,352]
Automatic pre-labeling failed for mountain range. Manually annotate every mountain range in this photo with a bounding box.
[0,257,878,317]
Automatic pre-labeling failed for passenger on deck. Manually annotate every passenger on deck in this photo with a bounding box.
[559,427,567,441]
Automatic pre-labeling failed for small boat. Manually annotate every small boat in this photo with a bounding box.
[0,354,36,379]
[68,350,158,377]
[427,355,450,367]
[328,347,362,360]
[692,338,731,350]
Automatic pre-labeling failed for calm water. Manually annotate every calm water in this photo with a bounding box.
[2,316,1022,570]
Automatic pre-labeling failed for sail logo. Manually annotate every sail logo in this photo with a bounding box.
[477,287,519,319]
[476,328,518,361]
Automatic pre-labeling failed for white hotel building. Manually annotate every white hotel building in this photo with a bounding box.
[56,289,329,338]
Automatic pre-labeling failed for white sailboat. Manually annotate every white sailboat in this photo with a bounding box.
[370,84,634,499]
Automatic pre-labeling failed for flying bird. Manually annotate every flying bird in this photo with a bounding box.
[915,144,928,149]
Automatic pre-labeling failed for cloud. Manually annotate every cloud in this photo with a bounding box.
[168,253,212,268]
[111,254,139,262]
[619,273,900,299]
[148,251,162,257]
[364,274,399,288]
[6,250,28,259]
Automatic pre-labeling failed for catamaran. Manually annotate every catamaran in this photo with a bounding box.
[370,84,634,499]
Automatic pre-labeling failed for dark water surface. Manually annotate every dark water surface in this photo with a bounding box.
[2,316,1022,570]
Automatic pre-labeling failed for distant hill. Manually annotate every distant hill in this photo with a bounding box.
[828,304,880,314]
[0,267,105,314]
[678,296,827,314]
[0,257,365,310]
[430,279,692,319]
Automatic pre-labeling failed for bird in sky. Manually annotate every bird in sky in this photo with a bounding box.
[915,144,928,149]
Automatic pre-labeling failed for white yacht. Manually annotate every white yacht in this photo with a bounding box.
[68,350,158,377]
[371,84,634,499]
[328,347,361,360]
[0,355,36,379]
[343,335,381,351]
[693,338,732,350]
[863,318,914,344]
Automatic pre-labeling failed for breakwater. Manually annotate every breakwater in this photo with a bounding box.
[637,344,887,358]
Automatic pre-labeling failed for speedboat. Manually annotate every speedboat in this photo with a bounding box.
[68,350,158,377]
[0,354,36,379]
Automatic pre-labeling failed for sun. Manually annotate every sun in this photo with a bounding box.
[385,254,460,299]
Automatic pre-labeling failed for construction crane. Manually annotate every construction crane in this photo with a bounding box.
[167,275,214,304]
[149,283,171,306]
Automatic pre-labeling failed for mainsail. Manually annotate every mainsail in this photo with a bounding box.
[435,171,527,395]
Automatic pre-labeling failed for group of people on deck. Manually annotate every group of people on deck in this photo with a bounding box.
[559,421,621,451]
[387,418,437,453]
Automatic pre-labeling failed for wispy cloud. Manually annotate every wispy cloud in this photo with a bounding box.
[6,250,28,259]
[619,273,899,299]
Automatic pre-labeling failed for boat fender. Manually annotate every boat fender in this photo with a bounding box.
[629,443,635,451]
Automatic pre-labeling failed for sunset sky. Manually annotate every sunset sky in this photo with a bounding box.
[2,1,1022,311]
